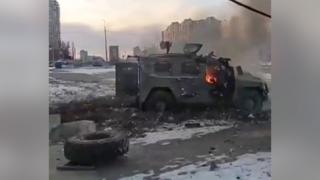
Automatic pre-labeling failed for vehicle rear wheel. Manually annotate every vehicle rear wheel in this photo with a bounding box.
[238,89,263,114]
[144,90,175,112]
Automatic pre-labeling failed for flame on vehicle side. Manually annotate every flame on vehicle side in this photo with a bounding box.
[205,68,218,85]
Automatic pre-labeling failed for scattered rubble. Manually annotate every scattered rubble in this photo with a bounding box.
[185,122,201,128]
[49,96,270,145]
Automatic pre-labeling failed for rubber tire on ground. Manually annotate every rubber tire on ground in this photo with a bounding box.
[64,130,129,165]
[238,89,263,114]
[144,91,175,112]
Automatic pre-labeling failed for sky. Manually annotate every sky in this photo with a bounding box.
[59,0,240,58]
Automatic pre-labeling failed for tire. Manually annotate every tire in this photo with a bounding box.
[238,89,263,114]
[64,130,129,165]
[144,90,175,112]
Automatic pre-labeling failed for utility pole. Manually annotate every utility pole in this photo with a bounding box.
[103,20,108,62]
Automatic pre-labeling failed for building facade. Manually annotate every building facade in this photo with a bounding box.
[79,50,88,62]
[49,0,61,61]
[163,17,222,54]
[109,46,119,64]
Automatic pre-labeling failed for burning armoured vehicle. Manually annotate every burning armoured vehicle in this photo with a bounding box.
[116,43,269,114]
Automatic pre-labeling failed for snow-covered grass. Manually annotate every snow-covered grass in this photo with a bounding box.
[49,67,116,105]
[120,152,271,180]
[130,121,233,146]
[49,77,115,105]
[51,66,115,75]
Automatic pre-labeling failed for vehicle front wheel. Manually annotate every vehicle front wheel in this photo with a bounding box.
[144,90,175,112]
[238,89,263,114]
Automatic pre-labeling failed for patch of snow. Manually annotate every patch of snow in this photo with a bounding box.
[161,141,171,146]
[196,154,229,162]
[52,67,115,75]
[160,164,180,171]
[119,170,154,180]
[130,122,233,146]
[196,155,208,158]
[260,61,272,66]
[120,152,270,180]
[158,152,271,180]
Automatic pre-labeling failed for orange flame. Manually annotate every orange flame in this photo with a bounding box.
[205,70,218,85]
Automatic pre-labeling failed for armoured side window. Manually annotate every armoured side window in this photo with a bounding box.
[181,61,200,75]
[154,61,172,73]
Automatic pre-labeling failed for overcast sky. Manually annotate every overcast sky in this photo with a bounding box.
[59,0,241,58]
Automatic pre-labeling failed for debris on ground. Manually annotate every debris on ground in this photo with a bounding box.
[209,161,218,171]
[185,122,201,128]
[56,162,96,171]
[49,95,270,145]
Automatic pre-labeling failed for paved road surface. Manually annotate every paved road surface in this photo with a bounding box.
[50,122,270,180]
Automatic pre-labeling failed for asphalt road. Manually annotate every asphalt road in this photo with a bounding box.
[49,122,270,180]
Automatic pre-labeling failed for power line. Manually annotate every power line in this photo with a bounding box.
[229,0,271,18]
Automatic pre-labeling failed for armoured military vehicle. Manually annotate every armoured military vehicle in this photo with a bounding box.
[116,43,269,114]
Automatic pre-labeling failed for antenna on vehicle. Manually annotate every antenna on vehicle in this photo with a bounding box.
[160,31,172,54]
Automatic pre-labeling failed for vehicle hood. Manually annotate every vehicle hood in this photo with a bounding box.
[236,72,265,87]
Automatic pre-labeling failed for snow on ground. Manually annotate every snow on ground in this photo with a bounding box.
[51,66,115,75]
[119,170,155,180]
[260,62,272,66]
[160,164,180,171]
[49,77,115,105]
[158,152,271,180]
[130,120,233,146]
[120,152,271,180]
[49,66,116,105]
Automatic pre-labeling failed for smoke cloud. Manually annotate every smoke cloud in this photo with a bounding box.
[62,0,271,71]
[220,0,271,75]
